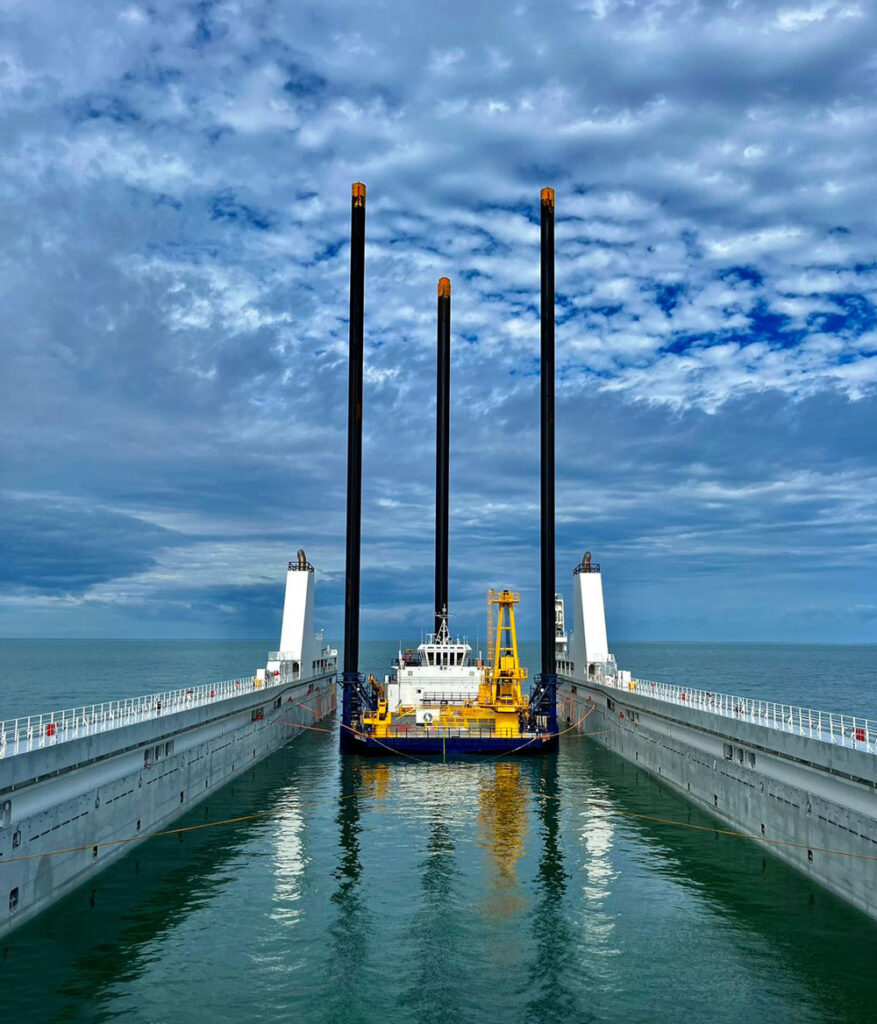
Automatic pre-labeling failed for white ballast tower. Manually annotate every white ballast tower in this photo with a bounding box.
[568,551,628,686]
[263,550,332,683]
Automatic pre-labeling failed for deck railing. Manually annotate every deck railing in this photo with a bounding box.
[600,673,877,754]
[0,674,284,760]
[419,692,481,705]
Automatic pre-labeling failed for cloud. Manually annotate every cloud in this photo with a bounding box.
[0,492,178,593]
[1,0,876,641]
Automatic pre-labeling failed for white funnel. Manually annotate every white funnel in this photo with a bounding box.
[278,552,318,669]
[569,553,609,677]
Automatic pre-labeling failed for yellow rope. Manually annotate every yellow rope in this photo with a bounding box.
[6,707,876,869]
[338,705,596,768]
[0,791,359,866]
[538,793,877,863]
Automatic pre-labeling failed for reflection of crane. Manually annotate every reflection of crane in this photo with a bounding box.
[477,761,529,924]
[479,590,529,737]
[479,761,528,885]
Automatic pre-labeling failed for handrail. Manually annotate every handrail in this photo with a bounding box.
[267,652,301,664]
[419,692,480,704]
[599,672,877,754]
[0,662,335,761]
[362,726,537,739]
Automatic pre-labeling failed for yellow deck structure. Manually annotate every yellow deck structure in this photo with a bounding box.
[362,589,529,739]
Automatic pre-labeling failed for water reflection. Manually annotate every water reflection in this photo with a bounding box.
[325,756,371,1022]
[270,787,305,926]
[576,789,620,964]
[566,739,877,1022]
[0,748,310,1024]
[402,786,464,1023]
[526,755,593,1024]
[477,761,529,917]
[328,756,586,1024]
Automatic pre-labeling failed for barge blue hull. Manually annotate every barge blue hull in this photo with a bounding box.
[343,732,558,756]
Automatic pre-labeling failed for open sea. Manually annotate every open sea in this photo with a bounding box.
[1,639,875,1024]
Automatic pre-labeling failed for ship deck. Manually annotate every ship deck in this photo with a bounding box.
[567,673,877,755]
[0,674,299,760]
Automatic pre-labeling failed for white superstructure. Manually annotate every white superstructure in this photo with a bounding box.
[561,552,630,687]
[384,615,482,713]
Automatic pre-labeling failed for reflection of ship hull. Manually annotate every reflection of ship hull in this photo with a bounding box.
[346,732,557,756]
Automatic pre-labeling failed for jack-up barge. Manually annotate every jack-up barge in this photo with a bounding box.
[338,186,560,755]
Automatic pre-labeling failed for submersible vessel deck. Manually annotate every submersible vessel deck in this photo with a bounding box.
[0,552,336,938]
[555,553,877,921]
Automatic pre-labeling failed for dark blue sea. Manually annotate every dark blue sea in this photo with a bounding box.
[0,639,875,1023]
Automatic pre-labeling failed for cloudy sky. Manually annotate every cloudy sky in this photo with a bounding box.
[1,0,876,642]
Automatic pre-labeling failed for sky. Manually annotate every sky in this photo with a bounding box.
[1,0,876,643]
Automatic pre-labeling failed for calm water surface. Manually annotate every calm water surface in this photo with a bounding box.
[1,640,875,1023]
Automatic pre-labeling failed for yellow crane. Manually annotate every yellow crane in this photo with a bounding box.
[479,589,529,737]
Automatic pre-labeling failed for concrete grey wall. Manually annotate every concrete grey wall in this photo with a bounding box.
[0,675,335,939]
[558,677,877,921]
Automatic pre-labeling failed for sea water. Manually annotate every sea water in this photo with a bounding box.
[0,639,875,1024]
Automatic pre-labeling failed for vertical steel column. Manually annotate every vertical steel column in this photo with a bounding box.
[435,277,451,635]
[540,187,557,681]
[343,183,366,730]
[539,187,558,736]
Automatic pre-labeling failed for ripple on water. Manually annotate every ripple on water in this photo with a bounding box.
[2,641,877,1024]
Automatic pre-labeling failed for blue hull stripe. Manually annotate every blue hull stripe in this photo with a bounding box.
[348,735,558,756]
